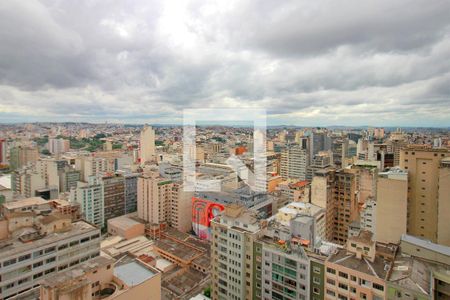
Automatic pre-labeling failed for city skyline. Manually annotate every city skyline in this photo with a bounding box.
[1,1,450,126]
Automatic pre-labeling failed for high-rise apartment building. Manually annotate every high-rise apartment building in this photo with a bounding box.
[12,159,63,199]
[137,172,173,225]
[389,129,407,167]
[375,168,408,244]
[137,172,192,232]
[9,146,39,170]
[437,157,450,246]
[331,137,349,168]
[70,177,105,228]
[123,172,139,214]
[11,168,45,198]
[0,138,6,164]
[101,174,125,222]
[62,169,81,193]
[350,164,378,206]
[400,146,450,242]
[307,152,332,181]
[332,169,358,244]
[170,182,193,233]
[311,168,336,241]
[140,125,155,164]
[76,155,116,182]
[0,198,101,299]
[211,204,264,300]
[47,138,70,155]
[281,145,309,181]
[310,131,330,164]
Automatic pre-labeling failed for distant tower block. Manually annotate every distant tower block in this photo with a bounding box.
[140,125,155,164]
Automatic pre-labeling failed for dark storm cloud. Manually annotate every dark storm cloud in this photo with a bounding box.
[0,0,449,125]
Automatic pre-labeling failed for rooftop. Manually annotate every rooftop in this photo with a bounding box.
[107,214,144,230]
[328,248,393,280]
[401,234,450,257]
[388,255,431,296]
[2,197,48,210]
[153,237,202,262]
[41,256,114,288]
[0,220,98,259]
[161,267,207,298]
[114,260,157,286]
[101,235,154,258]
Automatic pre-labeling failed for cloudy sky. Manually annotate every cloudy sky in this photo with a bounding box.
[0,0,450,126]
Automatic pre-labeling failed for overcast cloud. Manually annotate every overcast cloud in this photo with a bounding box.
[0,0,449,126]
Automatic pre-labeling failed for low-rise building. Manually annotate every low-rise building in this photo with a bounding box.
[325,231,397,300]
[0,198,101,299]
[40,256,161,300]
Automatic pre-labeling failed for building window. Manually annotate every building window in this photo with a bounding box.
[373,283,384,291]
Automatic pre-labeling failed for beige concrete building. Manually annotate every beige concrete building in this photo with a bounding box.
[107,214,145,240]
[137,172,173,225]
[311,168,336,241]
[40,256,161,300]
[75,155,116,182]
[137,172,193,232]
[375,168,408,244]
[280,145,309,181]
[9,145,39,170]
[400,146,450,242]
[0,198,101,299]
[438,157,450,246]
[332,168,359,245]
[140,125,156,164]
[325,231,397,300]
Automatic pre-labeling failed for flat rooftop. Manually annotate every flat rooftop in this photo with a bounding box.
[402,234,450,257]
[101,235,153,258]
[114,261,157,286]
[162,267,207,297]
[107,214,144,229]
[42,256,114,288]
[3,197,48,210]
[0,220,98,259]
[154,238,202,262]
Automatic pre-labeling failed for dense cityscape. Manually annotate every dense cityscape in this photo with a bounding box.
[0,123,449,300]
[2,0,450,299]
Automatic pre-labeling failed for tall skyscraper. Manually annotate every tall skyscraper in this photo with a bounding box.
[400,146,450,243]
[140,125,156,164]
